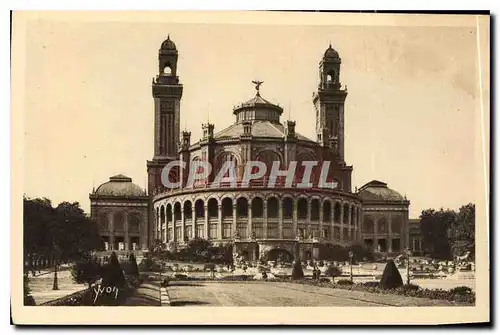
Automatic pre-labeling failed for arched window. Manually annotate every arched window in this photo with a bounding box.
[297,198,308,220]
[343,203,350,224]
[255,150,282,181]
[99,212,109,230]
[215,152,238,180]
[195,200,204,219]
[334,202,341,222]
[267,197,279,218]
[283,197,293,219]
[113,212,124,231]
[350,205,356,226]
[183,201,193,218]
[391,216,402,233]
[310,199,320,220]
[252,197,263,218]
[378,218,388,234]
[129,213,141,232]
[236,198,248,218]
[323,201,332,221]
[166,204,172,223]
[208,198,218,218]
[222,198,233,218]
[174,202,181,221]
[363,216,374,233]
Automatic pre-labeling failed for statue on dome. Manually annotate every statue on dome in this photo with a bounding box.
[252,80,264,95]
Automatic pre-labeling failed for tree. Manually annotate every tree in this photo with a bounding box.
[23,274,35,306]
[452,203,475,260]
[24,197,103,264]
[420,208,456,260]
[324,264,342,282]
[71,255,102,288]
[291,259,304,279]
[380,260,403,289]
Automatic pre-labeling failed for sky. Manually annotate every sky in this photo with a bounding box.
[17,12,486,218]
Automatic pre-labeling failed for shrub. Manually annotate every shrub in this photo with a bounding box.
[324,265,342,281]
[450,286,473,295]
[71,256,102,289]
[363,281,380,288]
[291,259,304,279]
[23,274,36,306]
[402,283,420,291]
[337,279,354,286]
[174,273,188,280]
[380,260,403,289]
[318,260,325,267]
[138,257,154,272]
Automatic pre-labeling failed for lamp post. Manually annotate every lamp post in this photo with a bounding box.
[52,243,60,291]
[348,251,354,283]
[404,248,411,285]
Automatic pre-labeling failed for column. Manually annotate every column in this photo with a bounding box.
[373,218,379,251]
[292,200,298,238]
[217,204,222,240]
[278,198,283,239]
[192,207,196,239]
[232,204,237,238]
[181,207,185,243]
[330,201,334,242]
[263,200,268,239]
[124,213,129,250]
[318,201,324,239]
[388,213,393,253]
[163,205,167,243]
[248,204,253,239]
[204,203,209,239]
[171,208,176,244]
[346,205,351,240]
[339,202,344,242]
[108,212,114,250]
[306,199,311,238]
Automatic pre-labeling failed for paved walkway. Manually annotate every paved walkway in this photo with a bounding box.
[28,269,87,305]
[123,283,161,306]
[166,281,462,307]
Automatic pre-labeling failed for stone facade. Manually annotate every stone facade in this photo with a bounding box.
[89,175,149,250]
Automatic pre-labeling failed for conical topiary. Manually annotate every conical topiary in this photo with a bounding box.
[102,252,126,288]
[128,253,139,276]
[291,259,304,280]
[379,260,403,289]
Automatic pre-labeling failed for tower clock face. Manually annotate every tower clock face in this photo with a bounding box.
[160,100,175,114]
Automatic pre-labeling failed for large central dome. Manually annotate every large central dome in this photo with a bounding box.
[233,92,283,124]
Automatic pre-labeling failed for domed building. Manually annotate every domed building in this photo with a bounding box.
[92,36,412,259]
[89,174,149,251]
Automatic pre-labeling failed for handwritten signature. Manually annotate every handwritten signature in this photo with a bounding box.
[93,285,119,304]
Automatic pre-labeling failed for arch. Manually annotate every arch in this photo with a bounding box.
[252,197,264,218]
[221,198,233,218]
[391,215,402,233]
[113,212,124,230]
[323,200,332,221]
[183,200,193,217]
[310,198,320,220]
[283,197,294,219]
[363,216,374,233]
[265,248,294,262]
[267,197,279,218]
[343,203,350,223]
[236,197,248,218]
[297,198,308,220]
[174,202,182,221]
[334,202,341,222]
[98,212,109,230]
[207,198,218,218]
[350,205,356,226]
[194,199,205,219]
[128,212,141,232]
[378,217,388,234]
[163,64,172,75]
[166,203,172,222]
[255,150,283,182]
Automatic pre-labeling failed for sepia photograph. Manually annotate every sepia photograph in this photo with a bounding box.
[10,11,490,325]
